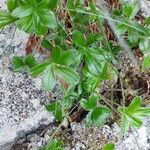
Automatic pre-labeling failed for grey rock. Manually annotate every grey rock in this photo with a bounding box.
[0,11,54,150]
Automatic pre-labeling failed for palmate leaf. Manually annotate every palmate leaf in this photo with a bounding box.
[11,0,57,35]
[12,55,36,72]
[30,61,79,91]
[118,97,150,134]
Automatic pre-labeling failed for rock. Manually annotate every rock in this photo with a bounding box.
[140,0,150,17]
[0,19,54,150]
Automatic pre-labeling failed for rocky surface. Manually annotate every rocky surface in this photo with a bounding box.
[0,24,54,149]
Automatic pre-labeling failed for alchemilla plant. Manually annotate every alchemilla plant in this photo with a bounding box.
[1,0,150,149]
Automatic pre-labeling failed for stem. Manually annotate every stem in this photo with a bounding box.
[100,94,121,107]
[49,120,64,142]
[100,94,121,115]
[119,74,125,107]
[49,102,79,142]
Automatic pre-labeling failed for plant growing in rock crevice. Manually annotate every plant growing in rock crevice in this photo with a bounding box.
[1,0,150,149]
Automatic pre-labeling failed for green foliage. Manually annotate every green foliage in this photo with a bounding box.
[7,0,19,12]
[80,93,111,126]
[46,101,64,122]
[4,0,150,148]
[102,143,115,150]
[80,93,99,111]
[1,0,58,34]
[11,0,57,34]
[46,85,80,122]
[139,39,150,52]
[118,97,150,134]
[0,11,17,29]
[40,139,64,150]
[142,54,150,69]
[43,65,56,91]
[123,1,140,20]
[12,55,36,72]
[73,30,86,47]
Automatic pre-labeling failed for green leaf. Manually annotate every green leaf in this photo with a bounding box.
[80,99,91,111]
[11,0,57,35]
[123,4,132,18]
[100,62,109,80]
[117,24,127,34]
[46,139,63,150]
[12,56,25,72]
[42,65,56,91]
[86,107,111,126]
[118,96,150,134]
[80,93,99,111]
[51,46,62,63]
[135,108,150,117]
[142,54,150,69]
[38,10,57,29]
[56,65,79,84]
[86,34,102,46]
[127,96,141,113]
[0,11,17,29]
[7,0,19,12]
[121,113,129,134]
[46,103,56,112]
[48,0,59,10]
[21,0,36,6]
[128,33,139,46]
[139,39,150,52]
[88,93,99,108]
[17,15,32,32]
[144,17,150,25]
[46,102,63,122]
[129,1,140,19]
[36,0,50,8]
[42,39,53,49]
[127,115,143,128]
[73,30,86,47]
[12,6,33,18]
[92,107,111,126]
[59,49,80,66]
[85,50,102,76]
[30,62,49,77]
[102,143,115,150]
[24,54,36,68]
